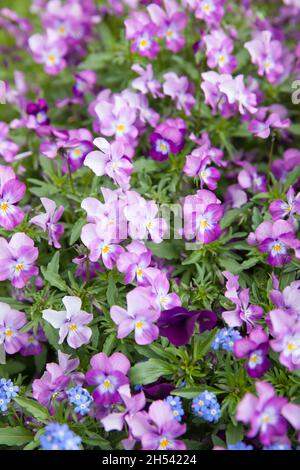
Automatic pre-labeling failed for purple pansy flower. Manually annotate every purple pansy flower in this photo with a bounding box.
[222,271,264,331]
[81,222,124,269]
[42,296,93,349]
[234,326,270,378]
[30,197,64,249]
[20,325,47,357]
[238,162,267,193]
[146,271,181,311]
[270,275,300,320]
[157,306,217,346]
[32,351,83,407]
[0,233,39,288]
[0,302,27,354]
[127,399,186,450]
[247,220,300,266]
[28,32,67,75]
[149,118,186,161]
[111,287,160,345]
[195,0,225,25]
[125,11,160,59]
[236,381,300,446]
[26,98,50,127]
[85,352,130,406]
[0,165,26,230]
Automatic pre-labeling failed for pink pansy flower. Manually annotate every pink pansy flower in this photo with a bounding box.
[127,399,186,450]
[270,275,300,321]
[222,271,263,331]
[0,233,39,288]
[147,0,187,53]
[194,0,225,25]
[101,384,146,435]
[30,197,64,249]
[85,352,130,406]
[247,220,300,266]
[32,351,83,407]
[124,193,167,243]
[248,106,291,139]
[110,287,160,345]
[94,100,138,142]
[224,184,248,209]
[147,270,181,311]
[218,74,258,115]
[116,240,152,285]
[42,296,93,349]
[237,162,267,193]
[204,29,237,74]
[131,64,162,98]
[0,122,19,162]
[236,381,300,446]
[234,326,270,378]
[0,302,27,354]
[163,72,195,116]
[269,187,300,223]
[81,220,124,269]
[0,165,26,230]
[272,148,300,182]
[245,31,284,84]
[183,189,223,244]
[28,32,67,75]
[184,154,221,190]
[125,11,160,59]
[269,309,300,371]
[84,137,133,187]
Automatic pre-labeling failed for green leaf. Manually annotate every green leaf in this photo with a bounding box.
[0,426,33,447]
[43,321,59,350]
[106,274,117,307]
[69,218,85,245]
[41,268,68,292]
[147,241,180,260]
[284,165,300,191]
[193,329,216,361]
[47,251,60,274]
[226,423,244,445]
[171,386,223,398]
[130,358,177,385]
[220,208,242,229]
[14,397,50,422]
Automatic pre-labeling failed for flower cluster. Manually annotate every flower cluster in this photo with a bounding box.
[67,386,93,416]
[40,423,81,450]
[0,378,18,413]
[192,391,221,423]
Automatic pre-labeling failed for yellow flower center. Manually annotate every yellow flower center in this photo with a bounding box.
[5,329,13,337]
[166,30,172,38]
[147,221,152,229]
[48,55,56,64]
[137,268,143,277]
[250,354,258,364]
[74,148,82,156]
[159,438,169,449]
[136,321,144,329]
[102,245,110,254]
[201,219,208,228]
[160,143,167,151]
[103,379,112,388]
[117,124,124,132]
[58,26,66,34]
[198,400,204,406]
[15,264,24,272]
[0,202,8,211]
[75,395,81,400]
[200,171,206,178]
[287,342,296,351]
[204,3,211,12]
[69,324,77,331]
[139,39,148,48]
[219,55,225,64]
[273,244,281,252]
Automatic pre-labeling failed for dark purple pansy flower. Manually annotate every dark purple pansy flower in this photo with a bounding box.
[149,118,186,161]
[157,306,217,346]
[26,98,50,126]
